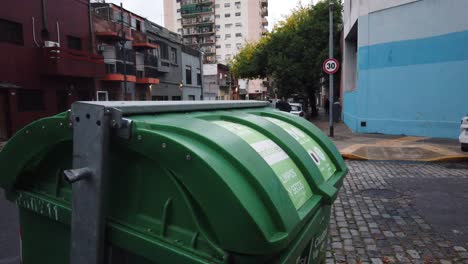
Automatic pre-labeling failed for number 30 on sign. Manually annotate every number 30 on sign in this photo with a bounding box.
[323,58,339,75]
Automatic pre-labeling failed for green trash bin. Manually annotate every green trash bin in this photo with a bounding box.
[0,101,347,264]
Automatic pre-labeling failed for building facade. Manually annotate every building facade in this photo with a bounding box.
[91,3,202,102]
[342,0,468,139]
[181,45,203,100]
[203,64,231,100]
[164,0,269,99]
[0,0,105,139]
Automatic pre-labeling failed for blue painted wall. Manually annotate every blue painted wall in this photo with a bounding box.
[343,1,468,139]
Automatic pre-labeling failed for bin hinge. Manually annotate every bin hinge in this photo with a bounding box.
[108,108,132,140]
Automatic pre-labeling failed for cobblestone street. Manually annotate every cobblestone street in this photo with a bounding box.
[327,161,468,264]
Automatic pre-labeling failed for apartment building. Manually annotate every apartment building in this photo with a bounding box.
[91,2,202,101]
[342,0,468,139]
[164,0,268,99]
[0,0,105,139]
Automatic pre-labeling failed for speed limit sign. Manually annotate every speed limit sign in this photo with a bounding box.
[323,58,339,75]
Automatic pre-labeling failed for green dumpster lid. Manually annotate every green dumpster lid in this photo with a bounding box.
[0,101,347,259]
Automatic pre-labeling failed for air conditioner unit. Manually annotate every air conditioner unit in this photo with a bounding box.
[44,41,60,48]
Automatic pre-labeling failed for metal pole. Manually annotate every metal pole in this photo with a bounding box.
[199,50,204,100]
[120,3,128,100]
[328,1,334,137]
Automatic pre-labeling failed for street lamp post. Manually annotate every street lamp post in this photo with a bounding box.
[328,1,335,137]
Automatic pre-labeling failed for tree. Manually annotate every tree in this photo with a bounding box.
[230,0,343,116]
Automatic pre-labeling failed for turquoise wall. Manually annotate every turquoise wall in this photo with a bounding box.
[344,29,468,139]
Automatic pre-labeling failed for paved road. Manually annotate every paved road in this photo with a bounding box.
[327,160,468,264]
[0,190,19,264]
[0,161,467,263]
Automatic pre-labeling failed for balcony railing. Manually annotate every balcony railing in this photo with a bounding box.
[261,7,268,17]
[40,47,105,78]
[262,18,268,26]
[143,54,158,67]
[181,0,214,6]
[94,17,133,41]
[132,30,159,49]
[181,6,214,16]
[102,62,136,82]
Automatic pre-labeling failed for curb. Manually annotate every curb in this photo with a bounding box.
[341,152,468,162]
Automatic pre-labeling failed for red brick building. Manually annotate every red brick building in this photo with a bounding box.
[0,0,104,140]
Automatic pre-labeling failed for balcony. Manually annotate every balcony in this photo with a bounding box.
[262,27,268,35]
[261,0,268,7]
[183,30,215,36]
[102,62,136,82]
[94,17,133,41]
[40,47,105,78]
[261,7,268,17]
[262,18,268,27]
[132,30,159,49]
[181,0,214,5]
[182,16,214,26]
[136,67,160,84]
[181,6,214,16]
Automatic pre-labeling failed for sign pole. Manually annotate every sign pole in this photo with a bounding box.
[328,1,334,137]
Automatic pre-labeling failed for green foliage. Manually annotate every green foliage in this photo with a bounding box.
[230,0,343,105]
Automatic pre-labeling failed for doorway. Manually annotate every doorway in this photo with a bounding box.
[0,92,10,140]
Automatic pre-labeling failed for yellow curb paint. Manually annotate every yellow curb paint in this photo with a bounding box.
[376,136,427,146]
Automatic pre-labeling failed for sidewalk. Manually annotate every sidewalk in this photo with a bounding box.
[310,111,468,162]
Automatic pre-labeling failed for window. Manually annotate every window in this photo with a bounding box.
[235,33,242,37]
[226,54,231,60]
[235,12,241,16]
[224,3,230,7]
[235,1,241,8]
[216,35,221,39]
[160,42,169,60]
[236,43,242,50]
[177,9,180,13]
[139,93,146,101]
[152,96,168,101]
[225,23,232,28]
[17,90,44,112]
[215,45,221,49]
[225,34,231,39]
[197,69,201,85]
[67,36,82,50]
[170,47,177,64]
[216,55,221,60]
[225,13,231,18]
[0,18,23,45]
[215,4,220,8]
[172,96,182,101]
[188,95,196,100]
[215,25,221,29]
[226,44,231,48]
[235,22,242,27]
[186,66,192,84]
[215,14,220,18]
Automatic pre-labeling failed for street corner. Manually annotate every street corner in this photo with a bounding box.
[326,160,468,264]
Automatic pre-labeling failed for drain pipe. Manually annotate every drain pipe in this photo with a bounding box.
[32,17,40,47]
[56,20,60,45]
[41,0,49,39]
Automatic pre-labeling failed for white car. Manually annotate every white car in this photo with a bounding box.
[460,116,468,152]
[289,103,305,118]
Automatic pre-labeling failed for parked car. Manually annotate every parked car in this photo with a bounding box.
[460,115,468,152]
[290,103,305,118]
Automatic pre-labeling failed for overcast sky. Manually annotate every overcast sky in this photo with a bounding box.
[107,0,314,31]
